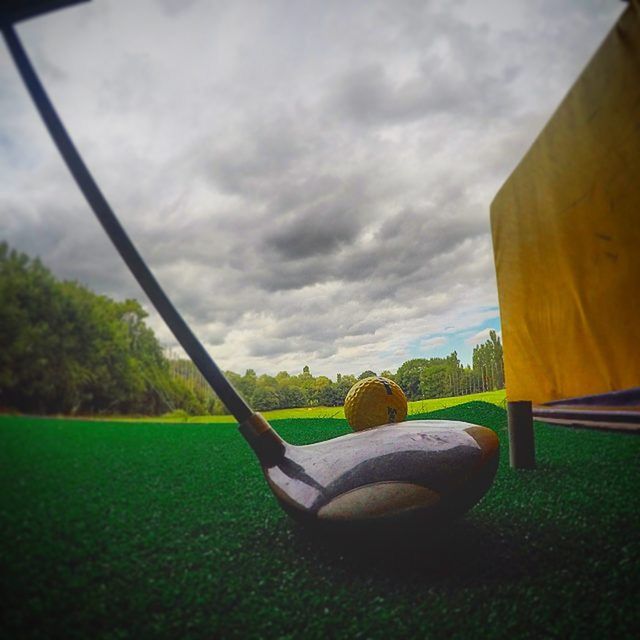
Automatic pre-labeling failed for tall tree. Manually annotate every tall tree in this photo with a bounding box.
[396,359,431,400]
[472,330,504,391]
[0,243,206,415]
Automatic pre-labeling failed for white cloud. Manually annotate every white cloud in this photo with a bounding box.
[420,336,448,351]
[465,328,502,347]
[0,0,623,379]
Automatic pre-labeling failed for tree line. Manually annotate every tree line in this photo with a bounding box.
[394,334,503,402]
[189,333,504,414]
[0,243,212,416]
[1,243,505,416]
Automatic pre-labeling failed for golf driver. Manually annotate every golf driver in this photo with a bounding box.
[2,1,499,528]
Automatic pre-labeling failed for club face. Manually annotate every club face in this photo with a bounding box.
[258,420,499,528]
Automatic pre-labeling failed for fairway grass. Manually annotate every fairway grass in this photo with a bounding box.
[97,388,507,423]
[1,401,638,639]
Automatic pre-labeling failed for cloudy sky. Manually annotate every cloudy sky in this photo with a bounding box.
[0,0,623,379]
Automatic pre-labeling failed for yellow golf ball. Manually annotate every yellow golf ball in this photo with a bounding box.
[344,376,408,431]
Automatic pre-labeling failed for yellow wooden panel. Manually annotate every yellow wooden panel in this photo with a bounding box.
[490,3,640,404]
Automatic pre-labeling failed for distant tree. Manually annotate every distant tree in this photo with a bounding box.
[315,381,337,407]
[420,365,449,398]
[251,386,280,411]
[472,330,504,391]
[489,331,505,388]
[279,385,305,409]
[396,359,431,400]
[333,374,357,405]
[242,369,257,397]
[358,370,377,380]
[310,376,332,405]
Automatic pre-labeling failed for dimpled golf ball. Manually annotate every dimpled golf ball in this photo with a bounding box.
[344,376,408,431]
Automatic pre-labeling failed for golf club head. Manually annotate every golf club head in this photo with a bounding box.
[240,414,499,529]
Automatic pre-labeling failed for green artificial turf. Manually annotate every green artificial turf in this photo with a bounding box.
[0,402,638,639]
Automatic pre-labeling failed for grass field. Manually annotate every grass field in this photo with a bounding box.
[1,401,638,639]
[101,389,508,423]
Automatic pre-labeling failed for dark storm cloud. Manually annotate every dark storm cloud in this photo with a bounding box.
[264,176,376,261]
[155,0,199,18]
[249,339,287,358]
[325,0,520,127]
[264,200,364,260]
[364,207,487,276]
[248,329,339,359]
[246,178,485,296]
[331,58,513,126]
[2,195,142,301]
[204,118,308,199]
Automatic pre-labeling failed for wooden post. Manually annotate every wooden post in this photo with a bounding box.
[507,400,535,469]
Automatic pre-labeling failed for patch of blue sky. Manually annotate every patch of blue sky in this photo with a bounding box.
[409,313,502,366]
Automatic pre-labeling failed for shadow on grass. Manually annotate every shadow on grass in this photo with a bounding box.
[286,514,574,588]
